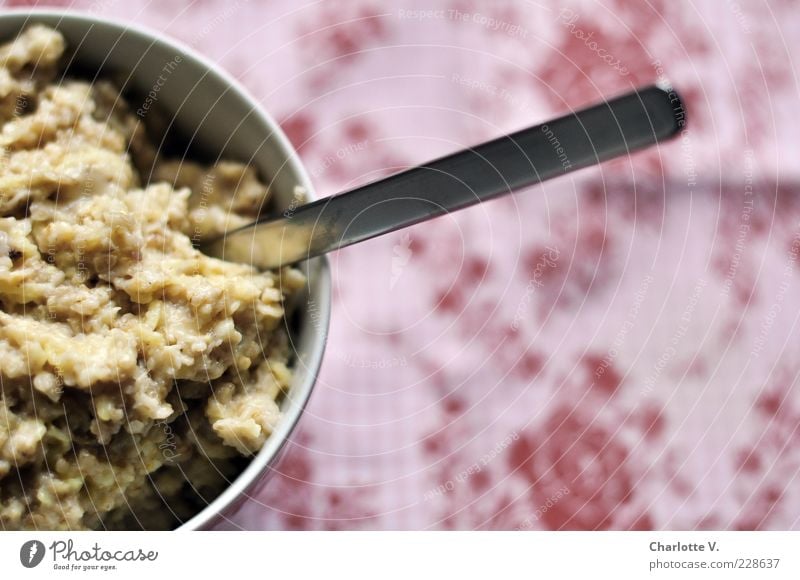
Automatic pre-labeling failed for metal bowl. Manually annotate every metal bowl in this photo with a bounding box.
[0,9,331,530]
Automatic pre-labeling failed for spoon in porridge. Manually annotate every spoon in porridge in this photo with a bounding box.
[204,84,685,269]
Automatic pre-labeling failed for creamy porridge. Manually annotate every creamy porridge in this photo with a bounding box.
[0,25,304,530]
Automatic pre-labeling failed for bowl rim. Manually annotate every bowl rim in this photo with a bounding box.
[0,8,332,531]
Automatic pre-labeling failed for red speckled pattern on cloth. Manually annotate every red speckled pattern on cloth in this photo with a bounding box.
[8,0,800,530]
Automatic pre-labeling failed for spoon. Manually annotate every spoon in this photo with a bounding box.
[203,83,684,269]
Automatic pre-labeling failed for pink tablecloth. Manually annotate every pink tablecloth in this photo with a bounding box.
[11,0,800,530]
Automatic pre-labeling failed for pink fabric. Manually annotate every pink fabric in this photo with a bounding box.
[9,0,800,530]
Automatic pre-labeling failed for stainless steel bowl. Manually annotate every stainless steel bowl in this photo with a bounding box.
[0,10,331,530]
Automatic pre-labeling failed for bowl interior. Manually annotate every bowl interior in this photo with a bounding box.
[0,11,330,530]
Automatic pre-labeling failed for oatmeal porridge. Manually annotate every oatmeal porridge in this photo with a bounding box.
[0,25,304,530]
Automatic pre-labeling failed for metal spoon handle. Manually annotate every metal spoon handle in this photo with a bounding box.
[209,84,684,269]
